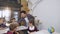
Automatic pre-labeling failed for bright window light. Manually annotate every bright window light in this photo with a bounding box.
[3,7,11,21]
[0,7,11,21]
[0,10,2,18]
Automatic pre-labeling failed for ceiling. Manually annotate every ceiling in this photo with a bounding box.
[0,0,21,8]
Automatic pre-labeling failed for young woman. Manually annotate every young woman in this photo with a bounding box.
[28,21,38,33]
[0,18,7,29]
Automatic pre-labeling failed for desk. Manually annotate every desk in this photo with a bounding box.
[30,30,50,34]
[16,26,28,31]
[0,26,28,34]
[0,28,9,34]
[30,30,60,34]
[53,32,60,34]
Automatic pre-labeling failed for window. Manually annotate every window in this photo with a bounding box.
[0,10,3,18]
[0,7,11,21]
[13,11,18,21]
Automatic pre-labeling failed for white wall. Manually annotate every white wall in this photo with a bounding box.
[28,0,60,33]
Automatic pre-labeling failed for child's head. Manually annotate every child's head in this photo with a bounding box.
[11,18,16,22]
[9,24,18,31]
[0,18,4,24]
[10,18,16,23]
[29,21,34,27]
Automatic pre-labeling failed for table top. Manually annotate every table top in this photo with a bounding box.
[30,30,50,34]
[0,28,9,34]
[0,26,28,34]
[53,32,60,34]
[16,26,28,31]
[0,27,60,34]
[30,30,60,34]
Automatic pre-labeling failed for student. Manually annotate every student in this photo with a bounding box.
[10,18,17,23]
[28,21,38,33]
[18,11,34,26]
[9,18,19,26]
[0,18,6,29]
[7,24,19,34]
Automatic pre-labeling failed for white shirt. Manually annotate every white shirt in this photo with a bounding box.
[29,26,35,30]
[24,17,29,26]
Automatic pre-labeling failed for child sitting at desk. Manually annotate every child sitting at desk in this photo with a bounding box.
[0,18,7,29]
[7,24,19,34]
[10,18,17,24]
[9,18,19,26]
[28,21,38,33]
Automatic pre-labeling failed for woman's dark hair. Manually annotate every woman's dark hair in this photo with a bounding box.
[20,11,26,14]
[29,21,34,26]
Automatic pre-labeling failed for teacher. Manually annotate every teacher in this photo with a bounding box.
[18,11,35,27]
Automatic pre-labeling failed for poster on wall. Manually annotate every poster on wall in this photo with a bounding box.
[21,0,29,13]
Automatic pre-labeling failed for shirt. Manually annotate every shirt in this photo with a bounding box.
[24,17,29,27]
[28,26,38,32]
[0,23,6,28]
